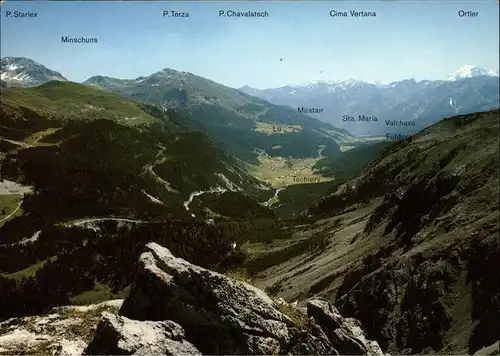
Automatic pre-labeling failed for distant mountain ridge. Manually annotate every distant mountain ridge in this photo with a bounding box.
[239,65,499,136]
[0,57,67,88]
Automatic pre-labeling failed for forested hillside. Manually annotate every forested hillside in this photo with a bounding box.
[0,217,289,319]
[0,81,282,318]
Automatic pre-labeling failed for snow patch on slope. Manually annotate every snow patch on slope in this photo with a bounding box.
[5,64,19,71]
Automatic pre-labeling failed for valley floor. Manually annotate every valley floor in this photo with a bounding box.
[245,152,333,189]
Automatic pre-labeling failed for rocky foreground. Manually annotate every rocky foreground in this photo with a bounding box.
[1,242,387,355]
[87,242,386,355]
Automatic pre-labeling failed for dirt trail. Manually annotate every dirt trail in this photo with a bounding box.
[183,187,227,211]
[70,217,145,226]
[0,180,33,225]
[262,187,283,207]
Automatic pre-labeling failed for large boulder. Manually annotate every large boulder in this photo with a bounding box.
[118,242,314,354]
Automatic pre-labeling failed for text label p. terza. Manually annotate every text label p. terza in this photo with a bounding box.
[163,11,190,18]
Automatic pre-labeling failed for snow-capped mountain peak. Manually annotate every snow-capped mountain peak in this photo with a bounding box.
[446,65,498,81]
[285,78,374,92]
[0,56,67,88]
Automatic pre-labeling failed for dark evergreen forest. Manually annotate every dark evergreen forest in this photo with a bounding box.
[0,217,290,320]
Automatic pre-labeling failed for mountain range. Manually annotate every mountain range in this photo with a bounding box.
[3,57,498,141]
[239,65,499,136]
[0,54,499,356]
[9,57,361,161]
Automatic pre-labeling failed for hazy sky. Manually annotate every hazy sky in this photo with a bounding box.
[1,1,499,89]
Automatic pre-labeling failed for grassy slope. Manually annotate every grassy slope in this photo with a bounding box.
[314,141,393,179]
[1,81,157,126]
[272,181,346,219]
[0,194,23,228]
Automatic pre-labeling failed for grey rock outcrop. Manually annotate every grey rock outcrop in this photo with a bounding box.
[85,312,201,355]
[307,299,385,356]
[86,242,387,355]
